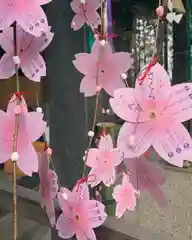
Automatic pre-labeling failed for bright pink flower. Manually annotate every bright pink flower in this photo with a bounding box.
[110,63,192,167]
[56,183,106,240]
[112,174,138,219]
[124,156,167,206]
[73,39,132,97]
[38,151,58,226]
[0,95,46,175]
[86,134,122,187]
[71,0,101,31]
[0,0,49,36]
[0,25,53,81]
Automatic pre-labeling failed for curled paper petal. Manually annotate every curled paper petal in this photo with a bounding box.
[124,156,167,207]
[38,152,58,226]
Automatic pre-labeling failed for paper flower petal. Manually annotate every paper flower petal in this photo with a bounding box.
[135,63,171,112]
[102,74,125,96]
[153,122,192,167]
[0,53,15,79]
[117,122,154,158]
[17,6,48,37]
[80,76,97,97]
[73,53,97,76]
[71,14,85,31]
[98,134,113,151]
[56,213,75,239]
[17,143,38,175]
[110,88,148,122]
[166,83,192,122]
[87,200,106,228]
[21,53,46,81]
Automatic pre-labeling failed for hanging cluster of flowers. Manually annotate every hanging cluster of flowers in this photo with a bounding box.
[0,0,191,240]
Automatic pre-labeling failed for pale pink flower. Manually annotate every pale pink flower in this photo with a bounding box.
[38,152,58,226]
[0,95,46,175]
[0,0,49,36]
[86,134,122,187]
[113,174,138,219]
[0,25,53,81]
[56,183,106,240]
[71,0,101,30]
[73,39,132,97]
[110,63,192,167]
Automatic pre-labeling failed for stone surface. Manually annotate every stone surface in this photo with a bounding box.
[104,149,192,240]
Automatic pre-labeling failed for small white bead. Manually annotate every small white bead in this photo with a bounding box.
[100,40,106,46]
[106,109,110,114]
[80,0,86,3]
[13,56,20,65]
[88,131,94,137]
[121,73,127,80]
[96,85,101,92]
[83,156,86,161]
[36,107,42,113]
[101,108,106,114]
[11,152,19,161]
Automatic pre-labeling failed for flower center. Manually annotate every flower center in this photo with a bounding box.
[148,111,156,120]
[75,214,79,220]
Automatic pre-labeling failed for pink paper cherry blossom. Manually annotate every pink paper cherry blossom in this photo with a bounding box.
[38,151,58,226]
[124,156,167,207]
[0,0,49,36]
[86,134,122,187]
[110,63,192,167]
[73,39,133,97]
[56,183,106,240]
[0,95,46,176]
[0,25,53,81]
[71,0,101,31]
[112,173,138,219]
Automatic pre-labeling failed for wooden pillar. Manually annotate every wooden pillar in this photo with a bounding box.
[44,0,94,238]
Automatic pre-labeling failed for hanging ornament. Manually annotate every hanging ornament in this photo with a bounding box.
[166,0,183,24]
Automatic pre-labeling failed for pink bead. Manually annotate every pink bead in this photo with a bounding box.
[96,85,101,93]
[156,6,164,17]
[14,105,21,115]
[94,34,99,40]
[46,147,52,156]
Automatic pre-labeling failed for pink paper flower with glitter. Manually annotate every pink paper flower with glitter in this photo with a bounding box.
[86,134,122,187]
[110,63,192,167]
[71,0,101,31]
[124,156,167,206]
[0,25,53,81]
[38,151,58,226]
[0,95,46,175]
[112,173,138,219]
[73,39,132,96]
[56,183,106,239]
[0,0,49,36]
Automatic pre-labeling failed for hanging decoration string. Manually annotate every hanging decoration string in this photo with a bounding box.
[12,22,20,240]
